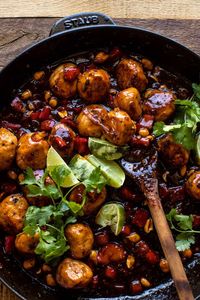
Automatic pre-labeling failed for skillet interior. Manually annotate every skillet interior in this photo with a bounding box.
[0,23,200,300]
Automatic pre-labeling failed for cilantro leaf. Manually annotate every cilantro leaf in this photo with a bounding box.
[192,83,200,101]
[50,165,71,188]
[20,167,38,185]
[175,232,195,251]
[174,214,193,231]
[83,167,108,193]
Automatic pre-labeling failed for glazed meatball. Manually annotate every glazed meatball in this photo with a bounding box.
[76,105,107,137]
[114,87,142,120]
[15,232,39,254]
[69,185,107,215]
[143,89,176,121]
[49,123,75,158]
[77,69,110,102]
[102,108,136,146]
[0,128,17,171]
[56,258,93,289]
[49,63,79,98]
[16,132,49,170]
[186,171,200,201]
[0,194,28,234]
[65,223,94,259]
[157,134,189,169]
[116,58,148,92]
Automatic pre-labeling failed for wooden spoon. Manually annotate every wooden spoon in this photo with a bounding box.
[120,149,194,300]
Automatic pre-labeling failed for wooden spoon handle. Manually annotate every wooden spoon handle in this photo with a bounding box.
[147,190,194,300]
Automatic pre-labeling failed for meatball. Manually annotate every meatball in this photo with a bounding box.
[16,132,49,170]
[77,69,110,103]
[116,58,148,92]
[186,171,200,201]
[65,223,94,259]
[0,128,17,171]
[49,123,75,158]
[15,232,39,254]
[76,105,107,137]
[69,185,107,215]
[49,63,79,98]
[157,134,189,169]
[102,108,136,145]
[143,89,176,121]
[0,194,28,234]
[114,87,142,120]
[56,258,93,289]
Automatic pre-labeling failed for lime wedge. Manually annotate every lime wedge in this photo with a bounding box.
[86,155,125,188]
[47,146,79,187]
[69,154,95,181]
[196,134,200,166]
[95,202,125,235]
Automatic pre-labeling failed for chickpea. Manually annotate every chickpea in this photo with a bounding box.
[76,105,107,138]
[114,87,142,120]
[186,171,200,201]
[77,69,110,103]
[116,58,148,92]
[102,108,136,145]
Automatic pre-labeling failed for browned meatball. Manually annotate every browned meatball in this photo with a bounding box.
[157,134,189,170]
[49,123,75,158]
[0,194,28,234]
[49,63,79,98]
[56,258,93,289]
[76,105,107,137]
[77,69,110,102]
[0,128,17,171]
[15,232,39,254]
[114,87,142,120]
[16,132,49,170]
[65,223,94,259]
[186,171,200,201]
[69,185,107,215]
[143,89,176,121]
[116,58,148,92]
[102,108,136,146]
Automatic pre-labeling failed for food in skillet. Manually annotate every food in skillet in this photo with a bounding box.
[0,48,200,297]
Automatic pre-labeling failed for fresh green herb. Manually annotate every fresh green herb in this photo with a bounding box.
[23,204,76,263]
[83,166,108,193]
[166,208,200,251]
[153,83,200,150]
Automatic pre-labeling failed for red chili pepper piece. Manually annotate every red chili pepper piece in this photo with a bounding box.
[137,114,154,130]
[169,186,185,203]
[61,117,77,130]
[135,240,150,256]
[39,107,51,121]
[130,280,143,294]
[145,250,159,264]
[40,119,55,131]
[1,121,21,131]
[109,47,122,61]
[121,225,131,236]
[74,136,89,155]
[130,136,150,147]
[53,136,67,149]
[193,215,200,228]
[30,111,40,121]
[11,97,24,113]
[64,67,80,81]
[105,265,117,279]
[4,236,15,254]
[95,231,110,246]
[132,208,149,228]
[97,243,126,265]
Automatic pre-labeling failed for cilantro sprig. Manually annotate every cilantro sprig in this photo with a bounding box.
[166,208,200,251]
[153,83,200,150]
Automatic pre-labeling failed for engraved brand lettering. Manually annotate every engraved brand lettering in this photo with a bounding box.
[64,15,99,29]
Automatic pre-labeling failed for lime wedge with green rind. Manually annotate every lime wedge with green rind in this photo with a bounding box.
[196,134,200,166]
[69,154,95,181]
[95,202,125,235]
[86,155,125,188]
[47,147,79,187]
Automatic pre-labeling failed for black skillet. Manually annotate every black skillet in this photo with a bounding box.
[0,12,200,300]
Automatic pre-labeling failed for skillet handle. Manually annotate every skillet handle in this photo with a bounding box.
[50,12,116,36]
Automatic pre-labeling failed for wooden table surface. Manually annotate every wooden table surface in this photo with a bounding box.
[0,1,200,299]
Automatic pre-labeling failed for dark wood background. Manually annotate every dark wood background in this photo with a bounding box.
[0,17,199,300]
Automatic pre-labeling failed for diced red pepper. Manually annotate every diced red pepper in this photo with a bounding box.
[64,67,80,81]
[97,243,126,265]
[53,136,67,149]
[74,136,89,155]
[40,119,55,131]
[193,215,200,228]
[132,208,149,228]
[159,183,169,199]
[4,236,15,254]
[130,136,150,147]
[169,186,185,203]
[38,107,51,121]
[121,225,131,236]
[30,111,40,121]
[109,47,122,61]
[135,240,150,256]
[61,117,77,129]
[137,114,154,130]
[130,280,143,294]
[105,265,117,279]
[11,97,24,113]
[145,250,159,264]
[95,231,110,246]
[1,121,21,131]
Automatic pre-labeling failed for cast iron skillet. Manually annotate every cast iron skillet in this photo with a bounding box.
[0,12,200,300]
